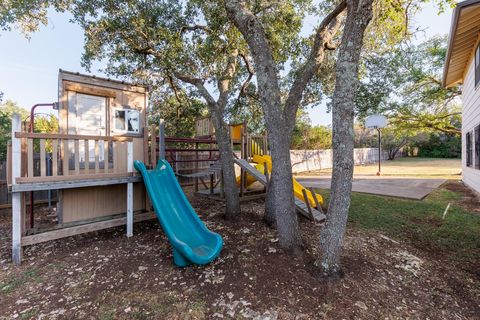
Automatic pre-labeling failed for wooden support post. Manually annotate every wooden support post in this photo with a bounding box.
[239,169,244,197]
[11,114,23,264]
[113,141,118,173]
[52,140,58,176]
[84,140,89,174]
[195,142,199,192]
[308,187,324,215]
[104,140,109,174]
[263,135,268,155]
[94,140,99,174]
[159,119,165,160]
[151,125,157,168]
[27,139,33,177]
[63,139,69,175]
[302,188,313,219]
[40,139,46,177]
[126,141,134,237]
[74,139,80,175]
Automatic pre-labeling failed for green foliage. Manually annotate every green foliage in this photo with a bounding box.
[0,100,28,160]
[413,132,461,158]
[291,110,332,149]
[33,114,59,152]
[357,36,461,136]
[149,95,207,138]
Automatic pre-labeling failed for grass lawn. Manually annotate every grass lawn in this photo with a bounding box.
[303,157,462,179]
[317,181,480,266]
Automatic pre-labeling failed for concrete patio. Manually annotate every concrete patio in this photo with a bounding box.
[295,175,447,200]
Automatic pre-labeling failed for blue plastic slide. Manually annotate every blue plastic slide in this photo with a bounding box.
[134,159,223,267]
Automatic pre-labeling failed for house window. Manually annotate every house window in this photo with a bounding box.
[476,44,480,87]
[476,125,480,170]
[466,131,473,167]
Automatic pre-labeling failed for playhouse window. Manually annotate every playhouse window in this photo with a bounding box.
[113,108,140,134]
[476,44,480,87]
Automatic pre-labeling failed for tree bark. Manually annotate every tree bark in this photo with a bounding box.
[317,0,374,277]
[224,0,347,252]
[174,50,241,219]
[210,110,241,219]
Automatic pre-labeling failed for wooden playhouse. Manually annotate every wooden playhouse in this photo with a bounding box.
[9,70,155,264]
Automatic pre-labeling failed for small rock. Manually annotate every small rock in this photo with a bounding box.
[124,307,131,313]
[16,299,29,305]
[355,301,368,310]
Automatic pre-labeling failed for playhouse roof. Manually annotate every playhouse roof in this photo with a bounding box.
[443,0,480,87]
[59,69,148,93]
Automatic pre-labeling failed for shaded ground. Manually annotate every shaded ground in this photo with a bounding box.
[0,181,479,319]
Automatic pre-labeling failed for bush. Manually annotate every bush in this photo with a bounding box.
[414,133,461,158]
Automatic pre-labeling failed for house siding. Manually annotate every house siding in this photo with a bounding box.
[462,58,480,193]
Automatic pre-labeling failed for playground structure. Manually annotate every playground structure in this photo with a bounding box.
[162,117,325,221]
[8,70,324,265]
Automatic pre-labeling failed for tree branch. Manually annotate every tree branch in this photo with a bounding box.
[173,72,217,106]
[236,53,255,105]
[283,0,347,128]
[217,49,239,109]
[180,24,211,35]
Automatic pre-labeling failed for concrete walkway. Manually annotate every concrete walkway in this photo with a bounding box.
[295,175,447,200]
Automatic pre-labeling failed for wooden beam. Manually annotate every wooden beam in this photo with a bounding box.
[94,140,100,174]
[52,140,58,176]
[22,211,156,246]
[15,132,133,142]
[40,139,46,177]
[74,140,80,175]
[159,119,165,160]
[126,141,134,237]
[16,172,136,184]
[27,139,33,178]
[151,124,157,167]
[11,114,23,264]
[84,140,89,174]
[13,175,142,192]
[104,141,109,174]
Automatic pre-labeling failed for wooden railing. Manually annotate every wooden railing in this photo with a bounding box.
[244,134,268,160]
[13,132,133,183]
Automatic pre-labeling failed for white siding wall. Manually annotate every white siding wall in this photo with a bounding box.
[461,58,480,193]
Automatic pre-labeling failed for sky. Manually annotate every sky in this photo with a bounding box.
[0,4,454,126]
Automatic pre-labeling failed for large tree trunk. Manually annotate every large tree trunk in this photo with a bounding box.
[264,178,276,227]
[210,106,241,219]
[224,0,346,253]
[317,0,374,277]
[267,128,301,251]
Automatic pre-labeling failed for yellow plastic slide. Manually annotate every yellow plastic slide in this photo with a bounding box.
[235,162,265,187]
[252,154,324,208]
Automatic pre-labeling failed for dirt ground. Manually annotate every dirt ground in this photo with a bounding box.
[0,184,479,319]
